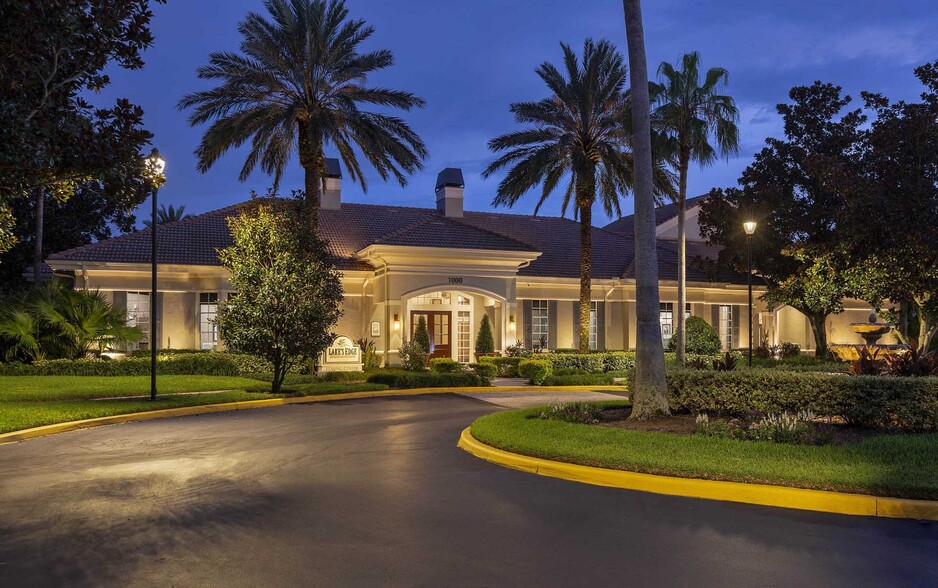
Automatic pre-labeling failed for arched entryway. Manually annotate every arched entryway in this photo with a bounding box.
[401,287,507,362]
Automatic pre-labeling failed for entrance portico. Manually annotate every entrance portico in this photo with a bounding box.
[356,244,539,365]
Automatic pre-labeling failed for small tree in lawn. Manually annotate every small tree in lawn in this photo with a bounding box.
[216,199,343,393]
[475,314,495,356]
[413,315,431,355]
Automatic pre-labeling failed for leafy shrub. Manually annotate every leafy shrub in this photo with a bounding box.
[366,371,483,389]
[519,359,552,385]
[668,368,938,431]
[129,348,208,357]
[748,410,816,444]
[480,356,523,377]
[712,352,738,371]
[667,316,722,355]
[413,316,431,354]
[475,315,495,354]
[429,358,460,373]
[754,344,773,360]
[884,346,938,377]
[687,356,710,370]
[542,373,615,386]
[503,341,531,358]
[600,351,634,373]
[316,371,370,383]
[398,339,428,371]
[544,353,604,373]
[538,402,603,424]
[0,354,241,376]
[468,362,497,383]
[356,338,383,370]
[779,342,802,359]
[694,414,744,440]
[850,346,884,375]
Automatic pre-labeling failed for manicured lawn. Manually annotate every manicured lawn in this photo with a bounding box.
[0,375,266,401]
[0,375,390,435]
[0,391,275,434]
[470,401,938,500]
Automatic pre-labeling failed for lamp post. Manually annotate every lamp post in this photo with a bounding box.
[743,220,757,367]
[145,148,166,401]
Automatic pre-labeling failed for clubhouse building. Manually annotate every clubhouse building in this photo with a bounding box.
[45,163,871,364]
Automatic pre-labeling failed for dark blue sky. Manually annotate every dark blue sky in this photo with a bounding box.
[93,0,938,226]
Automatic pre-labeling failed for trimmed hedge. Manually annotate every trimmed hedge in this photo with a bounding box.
[0,352,314,377]
[519,359,552,385]
[429,358,460,373]
[0,355,240,376]
[479,356,523,377]
[469,362,497,381]
[667,368,938,432]
[542,374,616,386]
[365,371,483,389]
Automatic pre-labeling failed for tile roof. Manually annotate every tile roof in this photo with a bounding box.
[603,193,710,236]
[47,198,747,284]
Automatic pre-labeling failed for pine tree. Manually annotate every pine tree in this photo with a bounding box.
[475,314,495,354]
[413,315,431,354]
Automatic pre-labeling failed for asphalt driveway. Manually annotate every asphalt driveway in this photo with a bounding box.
[1,394,936,587]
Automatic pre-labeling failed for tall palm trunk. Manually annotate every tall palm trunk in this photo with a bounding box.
[33,187,44,284]
[297,120,322,232]
[676,148,689,363]
[578,194,593,354]
[623,0,670,418]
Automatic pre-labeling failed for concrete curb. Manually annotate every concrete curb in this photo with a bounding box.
[0,385,621,446]
[457,427,938,522]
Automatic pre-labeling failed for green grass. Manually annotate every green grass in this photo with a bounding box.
[0,391,275,434]
[0,375,391,435]
[0,375,266,401]
[470,401,938,500]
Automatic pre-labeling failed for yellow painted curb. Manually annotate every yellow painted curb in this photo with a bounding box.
[457,427,938,522]
[0,385,623,446]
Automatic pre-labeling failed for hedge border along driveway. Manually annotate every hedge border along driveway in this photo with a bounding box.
[469,402,938,501]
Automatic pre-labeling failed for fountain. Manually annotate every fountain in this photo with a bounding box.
[829,311,910,361]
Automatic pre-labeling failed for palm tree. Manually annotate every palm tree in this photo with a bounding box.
[622,0,670,417]
[483,39,641,354]
[142,204,188,229]
[653,52,739,363]
[179,0,428,232]
[0,282,141,361]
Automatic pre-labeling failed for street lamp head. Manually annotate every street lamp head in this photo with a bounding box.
[146,147,166,176]
[743,220,757,235]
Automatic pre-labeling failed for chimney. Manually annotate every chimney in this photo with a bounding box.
[435,167,464,217]
[321,158,342,210]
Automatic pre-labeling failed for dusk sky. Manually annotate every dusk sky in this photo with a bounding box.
[93,0,938,227]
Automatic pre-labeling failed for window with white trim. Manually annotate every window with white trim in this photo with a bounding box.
[200,293,219,350]
[589,301,598,350]
[719,305,733,351]
[457,311,471,363]
[126,292,150,349]
[660,303,692,345]
[532,300,549,350]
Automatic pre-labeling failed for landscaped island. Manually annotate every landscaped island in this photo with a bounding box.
[470,401,938,500]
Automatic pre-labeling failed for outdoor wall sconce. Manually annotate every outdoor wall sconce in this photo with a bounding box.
[508,315,516,331]
[393,314,401,331]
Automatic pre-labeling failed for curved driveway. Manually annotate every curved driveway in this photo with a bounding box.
[1,394,936,587]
